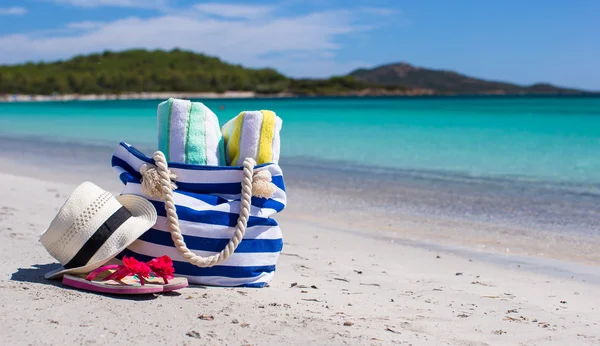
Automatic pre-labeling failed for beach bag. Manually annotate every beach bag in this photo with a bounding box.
[110,142,287,287]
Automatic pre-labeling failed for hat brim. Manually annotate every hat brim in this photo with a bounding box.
[45,194,157,280]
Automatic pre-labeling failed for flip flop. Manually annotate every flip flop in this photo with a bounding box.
[62,255,188,294]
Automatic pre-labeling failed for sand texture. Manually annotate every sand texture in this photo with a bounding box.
[1,172,599,345]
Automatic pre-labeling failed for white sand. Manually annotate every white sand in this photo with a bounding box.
[1,172,599,345]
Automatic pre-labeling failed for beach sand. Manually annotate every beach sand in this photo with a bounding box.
[1,148,600,345]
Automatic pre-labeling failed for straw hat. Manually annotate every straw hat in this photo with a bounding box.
[40,181,157,280]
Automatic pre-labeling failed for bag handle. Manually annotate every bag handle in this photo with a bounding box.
[140,150,256,268]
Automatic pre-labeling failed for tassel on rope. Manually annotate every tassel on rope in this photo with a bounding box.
[140,163,177,199]
[251,170,277,199]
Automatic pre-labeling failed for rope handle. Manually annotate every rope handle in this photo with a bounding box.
[140,150,256,268]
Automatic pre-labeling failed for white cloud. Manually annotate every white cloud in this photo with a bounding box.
[67,21,105,30]
[194,3,274,19]
[0,3,398,77]
[53,0,167,9]
[0,7,28,15]
[359,7,411,26]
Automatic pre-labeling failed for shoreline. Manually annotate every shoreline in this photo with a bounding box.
[1,133,599,269]
[3,90,599,103]
[0,89,434,102]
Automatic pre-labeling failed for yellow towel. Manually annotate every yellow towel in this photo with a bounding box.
[222,110,282,166]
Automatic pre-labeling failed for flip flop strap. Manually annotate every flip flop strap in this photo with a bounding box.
[85,264,150,285]
[85,265,120,281]
[85,264,169,285]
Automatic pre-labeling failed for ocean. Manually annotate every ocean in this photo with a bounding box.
[1,96,600,185]
[1,96,599,265]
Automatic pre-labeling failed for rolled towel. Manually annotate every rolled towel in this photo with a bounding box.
[221,110,282,166]
[157,98,225,165]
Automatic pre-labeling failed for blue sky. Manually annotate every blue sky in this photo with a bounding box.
[0,0,598,90]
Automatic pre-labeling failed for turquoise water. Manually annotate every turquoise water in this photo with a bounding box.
[1,96,600,184]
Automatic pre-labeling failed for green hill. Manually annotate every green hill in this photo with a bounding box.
[0,49,404,96]
[1,50,592,96]
[349,62,590,95]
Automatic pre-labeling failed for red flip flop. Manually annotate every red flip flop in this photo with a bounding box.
[62,255,188,294]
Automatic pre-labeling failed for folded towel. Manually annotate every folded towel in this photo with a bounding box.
[157,98,225,165]
[221,110,282,166]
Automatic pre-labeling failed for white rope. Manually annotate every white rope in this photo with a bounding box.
[140,151,256,268]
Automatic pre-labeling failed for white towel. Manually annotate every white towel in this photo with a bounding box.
[157,98,225,165]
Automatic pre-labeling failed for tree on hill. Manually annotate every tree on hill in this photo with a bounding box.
[0,49,390,96]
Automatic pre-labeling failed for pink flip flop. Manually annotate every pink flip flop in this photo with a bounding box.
[62,255,188,295]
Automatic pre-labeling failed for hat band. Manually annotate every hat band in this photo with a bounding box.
[64,206,133,270]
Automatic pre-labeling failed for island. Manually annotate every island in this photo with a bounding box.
[0,49,594,101]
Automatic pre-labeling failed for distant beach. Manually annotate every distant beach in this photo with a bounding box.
[1,91,259,102]
[0,89,436,102]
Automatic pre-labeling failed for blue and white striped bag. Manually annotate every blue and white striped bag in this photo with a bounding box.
[111,142,287,287]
